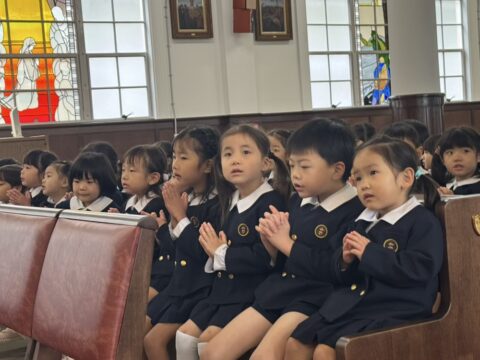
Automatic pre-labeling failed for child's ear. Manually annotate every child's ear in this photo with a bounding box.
[147,172,161,185]
[203,159,213,174]
[60,176,69,189]
[399,167,415,189]
[332,161,346,181]
[261,157,273,173]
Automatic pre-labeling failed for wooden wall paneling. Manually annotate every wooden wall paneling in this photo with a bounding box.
[443,110,472,129]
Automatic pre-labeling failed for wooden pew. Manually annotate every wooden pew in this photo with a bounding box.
[0,205,61,356]
[30,211,157,360]
[336,195,480,360]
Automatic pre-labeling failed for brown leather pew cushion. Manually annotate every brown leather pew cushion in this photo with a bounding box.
[32,218,142,360]
[0,210,57,337]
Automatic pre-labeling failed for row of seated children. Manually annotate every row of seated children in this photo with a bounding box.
[0,118,477,359]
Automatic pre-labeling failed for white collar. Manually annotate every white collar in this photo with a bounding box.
[69,196,113,212]
[300,184,357,212]
[230,181,273,213]
[125,192,158,213]
[447,176,480,190]
[355,196,420,225]
[48,194,68,206]
[30,186,43,198]
[189,190,217,206]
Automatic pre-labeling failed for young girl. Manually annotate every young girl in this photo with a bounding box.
[0,165,23,204]
[283,137,443,360]
[421,134,441,173]
[436,127,480,195]
[200,119,364,360]
[174,125,289,360]
[57,152,120,211]
[144,126,220,360]
[8,150,57,207]
[117,144,169,300]
[267,129,291,166]
[42,161,71,207]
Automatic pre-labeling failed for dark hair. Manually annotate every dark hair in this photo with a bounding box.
[356,136,439,211]
[267,129,292,149]
[153,140,173,174]
[23,150,58,175]
[0,158,19,167]
[48,160,72,191]
[173,126,220,201]
[0,164,22,187]
[352,122,376,144]
[287,118,356,182]
[383,122,421,148]
[123,145,167,195]
[423,134,441,154]
[69,152,117,198]
[438,126,480,157]
[216,124,290,225]
[81,141,119,176]
[404,119,430,144]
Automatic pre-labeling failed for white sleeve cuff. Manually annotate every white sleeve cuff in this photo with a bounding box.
[213,244,228,271]
[172,217,191,239]
[204,258,214,273]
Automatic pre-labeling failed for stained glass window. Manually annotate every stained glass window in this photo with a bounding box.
[0,0,150,124]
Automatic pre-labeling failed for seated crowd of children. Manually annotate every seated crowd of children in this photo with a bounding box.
[0,118,479,360]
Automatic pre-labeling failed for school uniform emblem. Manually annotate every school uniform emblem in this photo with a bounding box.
[383,239,399,252]
[472,214,480,236]
[190,216,200,228]
[314,224,328,239]
[238,223,249,237]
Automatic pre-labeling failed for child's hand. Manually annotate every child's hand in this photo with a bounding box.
[7,189,31,206]
[342,233,356,265]
[343,231,370,261]
[198,222,227,258]
[142,209,167,228]
[64,191,74,200]
[162,182,188,226]
[258,206,293,256]
[255,226,277,263]
[437,186,454,196]
[108,208,120,213]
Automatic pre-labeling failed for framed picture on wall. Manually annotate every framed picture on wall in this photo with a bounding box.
[255,0,293,41]
[169,0,213,39]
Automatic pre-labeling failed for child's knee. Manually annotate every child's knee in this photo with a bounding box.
[313,344,336,360]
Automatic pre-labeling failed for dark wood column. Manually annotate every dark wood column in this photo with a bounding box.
[389,93,445,135]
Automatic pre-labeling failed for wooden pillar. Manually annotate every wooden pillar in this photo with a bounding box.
[389,93,445,135]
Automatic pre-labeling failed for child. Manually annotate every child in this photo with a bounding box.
[421,134,441,172]
[352,122,376,146]
[200,119,365,360]
[8,150,58,207]
[174,124,289,360]
[42,161,71,207]
[118,144,169,300]
[57,152,120,211]
[437,127,480,195]
[284,137,443,360]
[267,129,291,166]
[0,165,23,204]
[153,140,174,181]
[144,126,220,360]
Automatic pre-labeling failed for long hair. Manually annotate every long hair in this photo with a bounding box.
[357,136,440,211]
[216,124,290,225]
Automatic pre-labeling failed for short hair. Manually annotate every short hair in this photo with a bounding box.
[23,150,58,174]
[287,118,356,182]
[352,122,376,143]
[0,158,19,167]
[69,152,117,198]
[153,141,173,159]
[404,119,430,144]
[438,126,480,157]
[423,134,441,154]
[383,122,421,148]
[0,164,22,187]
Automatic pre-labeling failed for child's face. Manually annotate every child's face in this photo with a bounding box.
[72,177,101,207]
[442,147,479,181]
[21,164,41,188]
[121,159,157,196]
[421,150,433,170]
[221,133,269,195]
[42,166,67,197]
[172,140,209,193]
[268,135,287,164]
[0,180,12,203]
[352,149,413,216]
[289,150,342,201]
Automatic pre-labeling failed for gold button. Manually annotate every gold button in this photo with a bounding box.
[360,290,366,296]
[228,240,232,246]
[228,274,234,279]
[291,274,296,279]
[180,260,187,267]
[159,256,164,261]
[350,284,357,291]
[217,272,222,278]
[291,234,297,241]
[282,272,287,278]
